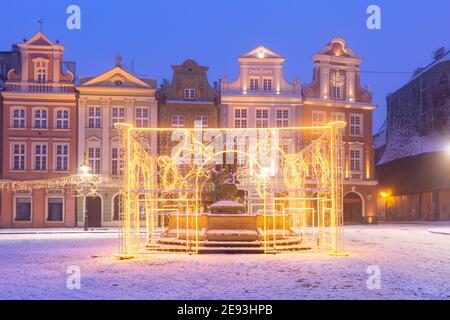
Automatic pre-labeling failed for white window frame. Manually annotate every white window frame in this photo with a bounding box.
[312,110,326,127]
[332,86,343,100]
[88,106,101,129]
[349,113,364,137]
[172,115,185,128]
[276,109,289,128]
[112,107,125,126]
[55,108,70,129]
[349,145,363,173]
[195,115,208,128]
[11,107,26,129]
[111,146,123,176]
[32,107,48,129]
[88,147,101,174]
[46,196,65,223]
[33,142,48,171]
[13,195,32,222]
[263,78,273,92]
[135,107,149,128]
[11,143,26,171]
[249,78,259,92]
[234,108,247,128]
[256,108,269,128]
[54,144,69,172]
[33,58,49,83]
[184,88,196,100]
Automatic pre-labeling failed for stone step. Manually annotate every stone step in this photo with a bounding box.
[198,247,266,254]
[203,240,262,248]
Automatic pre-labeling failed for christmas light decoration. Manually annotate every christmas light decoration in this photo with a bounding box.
[115,121,348,258]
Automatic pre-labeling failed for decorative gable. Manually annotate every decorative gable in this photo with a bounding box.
[240,45,283,60]
[80,66,154,89]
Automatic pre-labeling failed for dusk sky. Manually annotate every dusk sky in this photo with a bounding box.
[2,0,449,132]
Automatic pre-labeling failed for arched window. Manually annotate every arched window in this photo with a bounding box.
[113,194,123,221]
[33,58,49,83]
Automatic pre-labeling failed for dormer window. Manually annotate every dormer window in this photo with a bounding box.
[184,88,196,100]
[330,70,345,100]
[263,78,272,92]
[33,58,49,83]
[249,78,259,91]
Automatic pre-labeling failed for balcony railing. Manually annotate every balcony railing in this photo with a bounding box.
[221,88,301,96]
[5,83,75,93]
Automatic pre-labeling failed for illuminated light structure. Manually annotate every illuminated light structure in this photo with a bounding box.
[115,121,348,258]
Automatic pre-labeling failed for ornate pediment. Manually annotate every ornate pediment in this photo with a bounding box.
[240,45,283,60]
[80,66,154,89]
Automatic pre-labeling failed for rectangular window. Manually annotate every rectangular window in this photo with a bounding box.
[349,148,362,172]
[34,144,47,171]
[88,107,101,128]
[256,109,269,128]
[47,198,63,222]
[184,88,196,100]
[136,107,149,128]
[112,107,125,125]
[55,144,69,171]
[13,109,26,128]
[350,114,363,136]
[111,147,123,176]
[263,78,272,92]
[249,78,259,91]
[172,115,185,128]
[15,197,31,222]
[312,111,326,126]
[89,147,101,174]
[194,115,208,128]
[332,86,343,100]
[34,109,47,129]
[12,144,25,170]
[276,109,289,127]
[234,108,247,128]
[56,109,69,129]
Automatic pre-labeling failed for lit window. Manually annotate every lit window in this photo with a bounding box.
[56,109,69,129]
[349,147,362,172]
[34,108,47,129]
[88,147,101,174]
[12,108,26,128]
[249,78,259,91]
[88,107,101,128]
[184,88,196,100]
[276,109,289,127]
[234,108,247,128]
[34,144,47,171]
[263,78,272,92]
[195,115,208,128]
[55,144,69,171]
[256,109,269,128]
[15,197,31,222]
[12,143,25,170]
[172,115,185,128]
[350,114,363,136]
[112,107,125,125]
[47,198,63,222]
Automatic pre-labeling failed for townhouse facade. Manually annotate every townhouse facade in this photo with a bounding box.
[77,56,157,227]
[0,30,378,228]
[0,32,77,228]
[302,38,377,223]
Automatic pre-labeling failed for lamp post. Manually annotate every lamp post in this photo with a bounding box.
[380,191,391,221]
[79,163,91,232]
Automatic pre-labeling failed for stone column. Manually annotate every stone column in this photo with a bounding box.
[100,98,112,175]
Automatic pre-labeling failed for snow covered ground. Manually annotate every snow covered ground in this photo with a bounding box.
[0,223,449,300]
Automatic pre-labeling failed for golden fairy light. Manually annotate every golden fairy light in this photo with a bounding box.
[114,121,348,259]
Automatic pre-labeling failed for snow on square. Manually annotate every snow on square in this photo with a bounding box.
[0,223,449,300]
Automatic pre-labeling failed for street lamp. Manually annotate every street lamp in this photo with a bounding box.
[79,163,92,231]
[380,190,391,221]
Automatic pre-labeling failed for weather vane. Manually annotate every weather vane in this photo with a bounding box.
[38,18,44,32]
